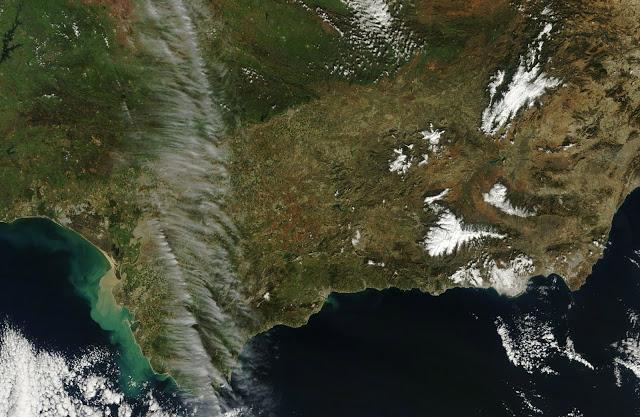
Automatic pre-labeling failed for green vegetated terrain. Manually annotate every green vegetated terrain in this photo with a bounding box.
[1,0,139,214]
[2,0,640,391]
[203,0,398,123]
[201,0,640,330]
[202,0,523,324]
[201,0,517,126]
[0,0,171,372]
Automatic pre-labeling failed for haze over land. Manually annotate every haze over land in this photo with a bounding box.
[1,0,640,409]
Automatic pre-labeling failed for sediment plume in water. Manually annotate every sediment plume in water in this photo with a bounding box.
[130,0,253,412]
[0,218,183,416]
[0,219,158,394]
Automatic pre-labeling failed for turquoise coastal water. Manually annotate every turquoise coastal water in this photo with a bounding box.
[5,192,640,417]
[0,217,163,395]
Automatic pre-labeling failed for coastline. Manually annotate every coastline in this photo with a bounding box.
[0,178,628,395]
[0,215,168,394]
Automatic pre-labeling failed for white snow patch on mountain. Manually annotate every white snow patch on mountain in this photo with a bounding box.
[421,124,445,152]
[424,189,450,207]
[351,229,362,247]
[423,210,505,257]
[483,183,535,217]
[481,22,561,135]
[389,147,412,175]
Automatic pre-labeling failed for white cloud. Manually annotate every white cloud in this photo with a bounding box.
[496,314,593,376]
[342,0,393,32]
[613,336,640,381]
[487,255,535,295]
[487,70,505,101]
[0,324,178,417]
[449,254,535,294]
[496,315,559,375]
[450,264,483,287]
[329,0,421,79]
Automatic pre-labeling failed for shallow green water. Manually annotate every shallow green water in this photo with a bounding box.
[0,217,161,394]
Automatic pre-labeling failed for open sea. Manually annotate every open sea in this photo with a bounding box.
[2,189,640,417]
[0,218,183,416]
[230,188,640,417]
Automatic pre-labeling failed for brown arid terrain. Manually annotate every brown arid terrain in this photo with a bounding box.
[82,0,132,25]
[226,0,640,333]
[2,0,640,395]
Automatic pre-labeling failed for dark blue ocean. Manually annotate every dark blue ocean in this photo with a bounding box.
[0,218,183,416]
[230,189,640,417]
[3,188,640,416]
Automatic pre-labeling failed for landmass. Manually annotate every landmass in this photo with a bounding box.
[1,0,640,398]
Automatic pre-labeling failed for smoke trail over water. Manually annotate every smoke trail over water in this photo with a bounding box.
[130,1,253,413]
